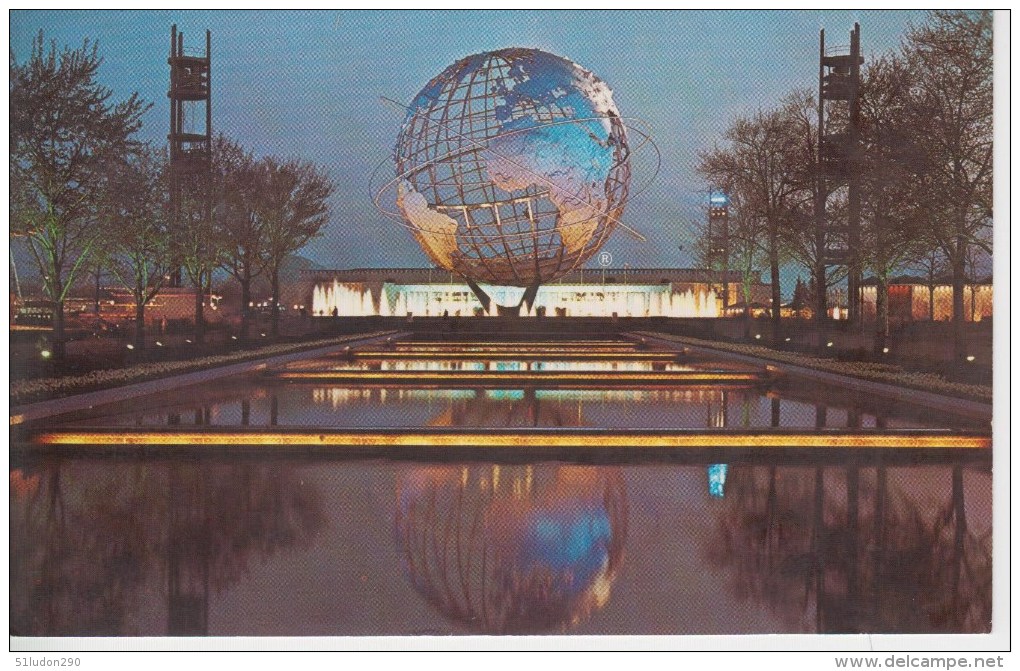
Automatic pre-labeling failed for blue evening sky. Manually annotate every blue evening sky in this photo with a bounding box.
[10,9,928,295]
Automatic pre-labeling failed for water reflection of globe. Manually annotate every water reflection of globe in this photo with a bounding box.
[394,48,631,287]
[395,465,627,634]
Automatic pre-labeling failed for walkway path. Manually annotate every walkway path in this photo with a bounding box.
[629,331,993,422]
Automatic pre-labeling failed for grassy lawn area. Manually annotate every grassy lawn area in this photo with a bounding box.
[638,331,993,403]
[10,330,396,406]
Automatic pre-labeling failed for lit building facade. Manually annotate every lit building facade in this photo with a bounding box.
[303,268,768,318]
[860,278,993,324]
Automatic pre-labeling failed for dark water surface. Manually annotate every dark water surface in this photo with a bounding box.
[63,379,978,432]
[11,345,991,636]
[9,456,991,636]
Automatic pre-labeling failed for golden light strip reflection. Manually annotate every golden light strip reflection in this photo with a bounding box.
[269,371,764,383]
[391,341,632,346]
[32,430,991,449]
[349,351,678,360]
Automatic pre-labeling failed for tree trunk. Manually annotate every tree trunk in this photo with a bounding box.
[769,230,782,344]
[951,464,966,595]
[951,245,966,362]
[270,263,281,338]
[928,284,936,322]
[51,299,66,364]
[874,274,888,356]
[742,278,753,340]
[193,274,205,345]
[94,270,102,315]
[134,280,146,351]
[239,275,251,342]
[815,261,828,355]
[845,465,861,631]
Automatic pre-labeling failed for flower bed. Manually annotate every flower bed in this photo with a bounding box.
[10,331,397,406]
[636,331,992,403]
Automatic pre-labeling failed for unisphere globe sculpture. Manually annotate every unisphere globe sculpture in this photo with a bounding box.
[392,48,632,295]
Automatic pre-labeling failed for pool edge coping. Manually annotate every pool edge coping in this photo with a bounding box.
[628,331,993,422]
[10,331,407,426]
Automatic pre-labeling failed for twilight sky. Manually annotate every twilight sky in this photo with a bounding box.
[10,10,929,294]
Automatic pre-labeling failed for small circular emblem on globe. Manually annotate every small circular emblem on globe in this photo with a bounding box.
[393,48,631,287]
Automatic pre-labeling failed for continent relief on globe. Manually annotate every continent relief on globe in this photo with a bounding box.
[394,49,631,287]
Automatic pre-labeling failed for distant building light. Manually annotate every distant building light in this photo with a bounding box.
[156,341,163,347]
[126,344,134,350]
[185,339,192,344]
[826,341,834,347]
[707,464,728,498]
[231,336,238,340]
[754,334,761,339]
[882,347,889,353]
[40,350,51,359]
[966,355,975,362]
[784,337,791,342]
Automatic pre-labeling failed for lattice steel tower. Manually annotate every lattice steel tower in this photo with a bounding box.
[706,191,730,309]
[167,25,212,287]
[815,23,863,324]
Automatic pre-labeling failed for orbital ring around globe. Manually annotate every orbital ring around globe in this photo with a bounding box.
[371,114,661,243]
[369,48,660,290]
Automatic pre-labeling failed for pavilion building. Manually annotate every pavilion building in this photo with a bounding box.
[301,268,769,318]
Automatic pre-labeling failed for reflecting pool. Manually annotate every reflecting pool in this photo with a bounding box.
[10,337,991,636]
[9,456,991,636]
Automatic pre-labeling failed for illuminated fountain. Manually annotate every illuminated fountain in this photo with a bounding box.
[311,280,719,318]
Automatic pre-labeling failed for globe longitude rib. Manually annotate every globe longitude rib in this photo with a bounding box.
[384,113,651,245]
[398,114,639,243]
[388,49,643,286]
[472,54,523,284]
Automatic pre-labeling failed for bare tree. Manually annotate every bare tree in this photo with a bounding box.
[104,146,174,350]
[693,186,768,339]
[857,55,929,354]
[259,157,333,337]
[9,32,149,363]
[699,93,813,343]
[776,90,849,342]
[216,137,266,341]
[909,246,949,322]
[174,173,218,345]
[903,10,993,361]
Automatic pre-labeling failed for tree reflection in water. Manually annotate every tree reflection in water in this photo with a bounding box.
[395,464,627,634]
[709,462,991,633]
[9,459,325,636]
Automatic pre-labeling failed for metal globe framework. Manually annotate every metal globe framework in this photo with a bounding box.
[387,48,633,300]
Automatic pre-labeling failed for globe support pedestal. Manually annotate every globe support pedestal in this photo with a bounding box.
[465,279,542,317]
[465,279,492,314]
